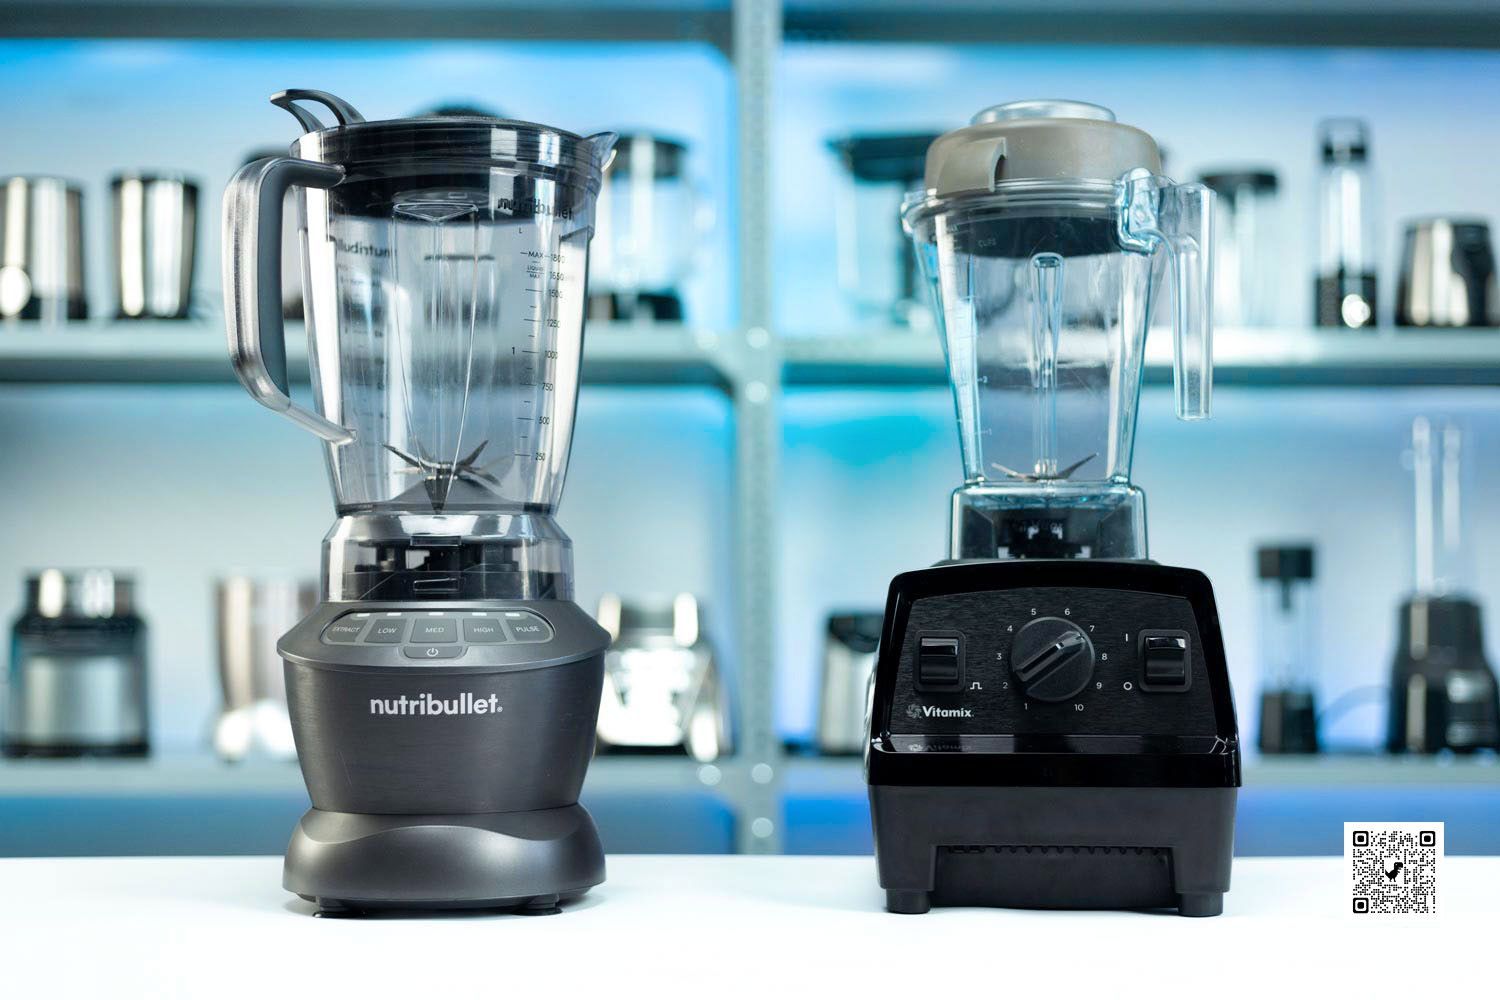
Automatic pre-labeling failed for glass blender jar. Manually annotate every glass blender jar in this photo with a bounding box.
[828,132,941,328]
[223,90,616,913]
[586,133,700,322]
[1255,544,1320,754]
[902,100,1214,562]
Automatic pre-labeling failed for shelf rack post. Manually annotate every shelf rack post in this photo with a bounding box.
[731,0,784,854]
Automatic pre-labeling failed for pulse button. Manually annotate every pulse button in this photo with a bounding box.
[915,634,963,692]
[1140,632,1191,691]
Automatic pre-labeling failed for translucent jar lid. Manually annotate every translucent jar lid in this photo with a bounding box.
[273,89,614,191]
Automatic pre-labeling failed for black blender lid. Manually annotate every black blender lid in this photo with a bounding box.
[608,134,689,178]
[1257,545,1315,581]
[275,89,612,182]
[1198,168,1279,194]
[1319,118,1369,163]
[828,132,942,183]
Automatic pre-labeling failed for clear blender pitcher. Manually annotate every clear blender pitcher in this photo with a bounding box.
[224,90,616,601]
[902,100,1214,560]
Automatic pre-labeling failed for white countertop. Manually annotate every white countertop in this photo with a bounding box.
[2,855,1492,997]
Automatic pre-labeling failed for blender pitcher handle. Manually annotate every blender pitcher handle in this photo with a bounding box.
[222,156,354,445]
[1120,171,1215,421]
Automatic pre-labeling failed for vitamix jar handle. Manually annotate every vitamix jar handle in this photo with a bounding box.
[1119,170,1215,421]
[222,155,354,444]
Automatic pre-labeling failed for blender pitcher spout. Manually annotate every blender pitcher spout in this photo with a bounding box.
[1119,170,1215,421]
[587,132,621,173]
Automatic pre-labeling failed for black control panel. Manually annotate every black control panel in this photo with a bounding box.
[320,609,554,662]
[889,585,1214,737]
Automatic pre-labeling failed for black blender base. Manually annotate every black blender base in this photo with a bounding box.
[871,785,1236,917]
[284,804,605,915]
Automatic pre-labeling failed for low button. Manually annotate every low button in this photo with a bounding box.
[464,619,509,643]
[322,621,366,644]
[366,620,408,644]
[410,618,459,644]
[403,645,465,660]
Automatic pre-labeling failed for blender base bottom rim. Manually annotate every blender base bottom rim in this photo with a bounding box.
[283,804,606,913]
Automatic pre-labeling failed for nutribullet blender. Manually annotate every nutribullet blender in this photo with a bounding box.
[223,90,616,913]
[866,101,1240,916]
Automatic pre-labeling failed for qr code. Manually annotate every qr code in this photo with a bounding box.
[1346,822,1442,916]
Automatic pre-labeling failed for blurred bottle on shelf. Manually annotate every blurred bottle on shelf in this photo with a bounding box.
[1255,545,1320,754]
[213,576,315,763]
[828,132,940,331]
[1395,217,1498,328]
[1200,169,1280,328]
[110,172,199,320]
[1314,119,1378,329]
[4,570,148,758]
[0,176,87,326]
[587,134,704,324]
[1386,417,1500,753]
[595,593,730,762]
[816,611,881,756]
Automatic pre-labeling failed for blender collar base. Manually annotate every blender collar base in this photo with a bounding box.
[284,805,605,914]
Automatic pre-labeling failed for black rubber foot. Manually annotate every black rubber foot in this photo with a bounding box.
[520,894,561,916]
[1177,892,1223,917]
[886,890,932,914]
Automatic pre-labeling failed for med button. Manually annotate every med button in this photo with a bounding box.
[410,618,459,644]
[1140,632,1191,691]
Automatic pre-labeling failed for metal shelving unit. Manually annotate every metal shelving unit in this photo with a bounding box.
[783,328,1500,388]
[2,0,1499,856]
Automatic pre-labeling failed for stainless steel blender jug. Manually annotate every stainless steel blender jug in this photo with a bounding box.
[223,89,616,913]
[867,101,1240,917]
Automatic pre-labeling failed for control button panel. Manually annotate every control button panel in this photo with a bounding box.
[317,609,555,657]
[892,586,1215,738]
[1139,631,1191,691]
[915,634,963,692]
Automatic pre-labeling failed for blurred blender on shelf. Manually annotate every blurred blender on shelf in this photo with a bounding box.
[828,132,940,330]
[1386,417,1500,753]
[1395,217,1498,329]
[1314,118,1378,329]
[595,593,731,762]
[110,172,198,320]
[1255,545,1320,754]
[1199,169,1279,328]
[213,576,315,763]
[816,612,881,756]
[0,176,87,325]
[4,570,148,758]
[587,134,705,323]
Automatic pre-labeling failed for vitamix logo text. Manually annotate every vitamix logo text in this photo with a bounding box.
[369,693,502,717]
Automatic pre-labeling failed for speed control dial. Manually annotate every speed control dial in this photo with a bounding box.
[1010,616,1095,702]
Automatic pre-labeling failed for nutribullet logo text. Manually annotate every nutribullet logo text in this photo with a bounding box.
[369,693,502,716]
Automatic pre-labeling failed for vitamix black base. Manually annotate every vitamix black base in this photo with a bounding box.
[867,561,1241,917]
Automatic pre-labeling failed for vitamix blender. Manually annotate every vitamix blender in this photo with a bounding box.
[866,101,1241,917]
[223,90,616,913]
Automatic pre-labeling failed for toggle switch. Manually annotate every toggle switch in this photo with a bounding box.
[915,634,963,692]
[1140,632,1191,691]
